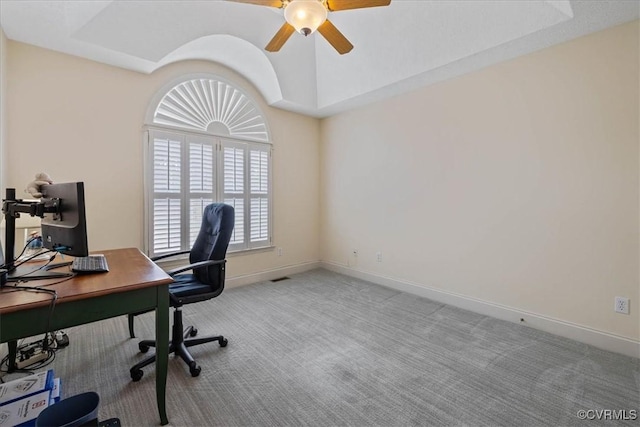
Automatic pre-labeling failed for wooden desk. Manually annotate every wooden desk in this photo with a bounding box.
[0,248,173,425]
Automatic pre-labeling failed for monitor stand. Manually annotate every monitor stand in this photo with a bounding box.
[6,265,72,282]
[3,187,72,284]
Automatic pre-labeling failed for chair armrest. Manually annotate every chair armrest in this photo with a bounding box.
[166,259,226,276]
[151,250,191,262]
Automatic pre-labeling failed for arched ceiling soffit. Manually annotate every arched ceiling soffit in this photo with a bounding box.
[154,34,283,107]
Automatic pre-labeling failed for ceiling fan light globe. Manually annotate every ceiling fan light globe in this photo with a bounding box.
[284,0,327,35]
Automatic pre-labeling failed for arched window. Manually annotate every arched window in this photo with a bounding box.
[145,77,272,257]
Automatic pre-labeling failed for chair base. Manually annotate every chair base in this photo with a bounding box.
[130,309,227,381]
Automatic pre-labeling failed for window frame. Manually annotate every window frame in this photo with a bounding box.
[143,125,273,258]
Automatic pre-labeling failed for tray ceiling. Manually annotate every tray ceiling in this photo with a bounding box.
[0,1,638,117]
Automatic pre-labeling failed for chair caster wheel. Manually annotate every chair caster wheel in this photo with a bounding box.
[131,369,144,382]
[139,343,150,353]
[219,337,228,347]
[189,328,198,337]
[189,363,201,377]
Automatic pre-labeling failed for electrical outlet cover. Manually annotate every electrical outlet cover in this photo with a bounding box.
[615,297,630,314]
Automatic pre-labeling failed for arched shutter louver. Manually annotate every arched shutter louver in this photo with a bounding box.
[153,79,269,142]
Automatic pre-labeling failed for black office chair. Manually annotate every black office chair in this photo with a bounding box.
[129,203,234,381]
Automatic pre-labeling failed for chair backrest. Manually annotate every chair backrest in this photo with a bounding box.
[190,203,234,290]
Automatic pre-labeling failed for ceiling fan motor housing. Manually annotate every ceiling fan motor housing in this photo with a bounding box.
[284,0,328,35]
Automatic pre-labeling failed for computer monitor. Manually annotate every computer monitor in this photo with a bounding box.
[1,182,89,284]
[40,182,89,257]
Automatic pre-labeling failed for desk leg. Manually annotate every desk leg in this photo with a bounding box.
[155,284,170,425]
[7,340,17,372]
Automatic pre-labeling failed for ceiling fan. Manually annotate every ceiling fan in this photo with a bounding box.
[229,0,391,55]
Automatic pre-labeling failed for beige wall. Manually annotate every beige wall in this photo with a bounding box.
[320,21,639,341]
[0,28,7,196]
[6,42,320,279]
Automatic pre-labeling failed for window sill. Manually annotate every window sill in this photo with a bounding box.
[153,245,275,267]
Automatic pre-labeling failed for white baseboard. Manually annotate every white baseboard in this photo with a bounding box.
[322,262,640,359]
[226,261,321,289]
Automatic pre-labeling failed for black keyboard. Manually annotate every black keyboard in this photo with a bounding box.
[72,255,109,273]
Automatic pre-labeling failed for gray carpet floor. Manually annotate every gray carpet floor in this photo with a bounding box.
[4,268,639,426]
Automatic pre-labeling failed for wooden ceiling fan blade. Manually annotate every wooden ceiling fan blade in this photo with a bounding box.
[326,0,390,12]
[227,0,283,8]
[317,20,353,55]
[265,22,296,52]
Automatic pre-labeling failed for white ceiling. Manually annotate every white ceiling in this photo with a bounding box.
[0,1,638,118]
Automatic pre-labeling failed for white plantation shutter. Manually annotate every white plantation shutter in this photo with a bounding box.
[149,130,218,257]
[153,198,181,253]
[249,148,269,247]
[223,197,245,248]
[145,76,271,257]
[146,130,271,257]
[189,143,214,193]
[188,139,215,248]
[152,133,183,254]
[223,145,245,250]
[220,140,271,251]
[189,198,213,247]
[223,146,244,194]
[154,138,181,193]
[153,78,269,142]
[250,199,268,242]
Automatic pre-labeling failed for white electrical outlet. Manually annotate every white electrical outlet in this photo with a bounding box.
[277,247,283,257]
[614,297,629,314]
[376,252,382,262]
